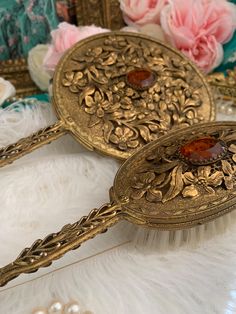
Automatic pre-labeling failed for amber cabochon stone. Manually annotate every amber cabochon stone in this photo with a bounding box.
[179,137,227,165]
[126,69,156,90]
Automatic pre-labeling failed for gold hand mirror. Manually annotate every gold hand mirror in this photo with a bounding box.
[0,31,214,167]
[1,121,236,286]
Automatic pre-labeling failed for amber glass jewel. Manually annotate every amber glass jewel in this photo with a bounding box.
[126,68,156,90]
[179,137,227,165]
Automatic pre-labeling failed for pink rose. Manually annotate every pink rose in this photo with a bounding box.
[202,0,236,44]
[161,0,236,73]
[43,22,109,75]
[120,0,168,26]
[183,35,223,73]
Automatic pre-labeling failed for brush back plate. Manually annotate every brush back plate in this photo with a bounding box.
[114,122,236,230]
[53,31,215,160]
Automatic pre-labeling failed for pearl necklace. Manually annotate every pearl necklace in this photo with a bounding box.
[32,300,94,314]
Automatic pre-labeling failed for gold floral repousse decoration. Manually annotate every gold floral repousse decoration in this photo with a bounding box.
[129,130,236,207]
[57,32,214,160]
[0,32,214,167]
[2,122,236,287]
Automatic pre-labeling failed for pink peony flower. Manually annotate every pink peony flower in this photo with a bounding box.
[120,0,168,26]
[43,22,109,75]
[161,0,236,73]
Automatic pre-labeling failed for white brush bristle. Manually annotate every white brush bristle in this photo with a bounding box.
[132,210,236,252]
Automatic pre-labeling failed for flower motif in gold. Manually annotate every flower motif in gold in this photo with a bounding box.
[228,144,236,163]
[182,166,224,197]
[109,127,139,151]
[62,71,85,92]
[222,160,236,189]
[85,90,110,118]
[131,172,163,202]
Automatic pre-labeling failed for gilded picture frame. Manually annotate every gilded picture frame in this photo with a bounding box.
[76,0,124,30]
[0,0,124,99]
[0,58,40,98]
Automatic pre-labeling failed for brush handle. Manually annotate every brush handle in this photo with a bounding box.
[0,121,66,168]
[0,202,121,287]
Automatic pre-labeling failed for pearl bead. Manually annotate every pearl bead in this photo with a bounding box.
[217,103,236,115]
[227,107,233,114]
[48,301,64,313]
[32,308,47,314]
[65,302,81,314]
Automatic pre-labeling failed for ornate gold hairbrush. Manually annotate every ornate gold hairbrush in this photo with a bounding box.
[1,121,236,286]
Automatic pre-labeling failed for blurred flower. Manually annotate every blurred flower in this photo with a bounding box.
[43,22,109,75]
[139,23,166,41]
[121,23,166,42]
[183,35,223,74]
[121,26,139,33]
[202,0,236,44]
[28,44,51,91]
[120,0,168,26]
[160,0,236,73]
[0,77,15,106]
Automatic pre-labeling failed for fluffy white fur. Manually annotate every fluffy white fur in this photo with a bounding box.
[1,101,236,314]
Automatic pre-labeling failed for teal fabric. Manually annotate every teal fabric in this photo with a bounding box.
[27,93,49,102]
[214,30,236,73]
[0,0,59,60]
[214,0,236,73]
[2,93,49,110]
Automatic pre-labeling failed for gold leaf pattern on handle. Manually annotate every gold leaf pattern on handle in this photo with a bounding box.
[0,122,66,168]
[0,202,122,287]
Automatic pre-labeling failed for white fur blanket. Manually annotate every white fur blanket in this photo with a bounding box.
[0,101,236,314]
